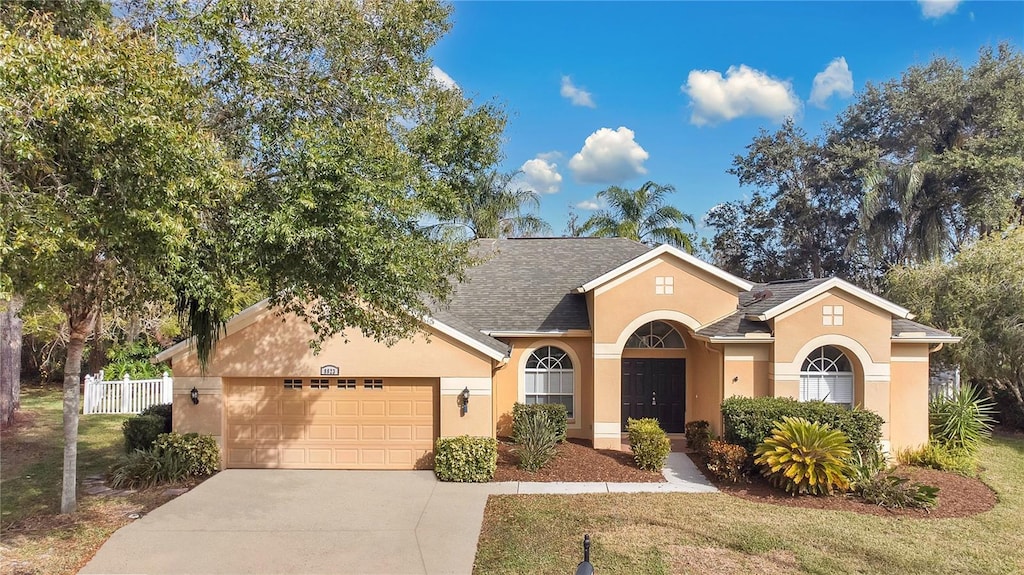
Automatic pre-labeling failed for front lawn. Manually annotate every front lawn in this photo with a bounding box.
[1,386,175,575]
[475,435,1024,575]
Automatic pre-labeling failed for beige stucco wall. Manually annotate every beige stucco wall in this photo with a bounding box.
[492,337,592,439]
[723,344,771,400]
[172,376,226,466]
[889,343,931,451]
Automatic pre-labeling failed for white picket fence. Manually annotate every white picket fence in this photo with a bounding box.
[83,370,173,415]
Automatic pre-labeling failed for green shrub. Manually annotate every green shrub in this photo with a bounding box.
[512,403,567,443]
[704,440,747,483]
[847,447,889,492]
[153,432,220,477]
[514,410,559,471]
[754,416,852,495]
[896,443,977,475]
[434,436,498,482]
[858,474,939,510]
[140,403,173,434]
[627,418,671,471]
[122,414,167,453]
[930,384,996,454]
[684,420,713,454]
[104,339,167,379]
[721,396,883,457]
[109,449,186,489]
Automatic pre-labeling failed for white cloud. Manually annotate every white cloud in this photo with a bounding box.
[568,127,649,184]
[919,0,961,18]
[430,65,458,90]
[537,151,563,162]
[520,157,563,194]
[809,57,854,108]
[682,64,801,126]
[575,199,602,211]
[560,76,596,108]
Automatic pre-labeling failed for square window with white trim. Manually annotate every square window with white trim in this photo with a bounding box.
[822,305,844,326]
[655,276,674,295]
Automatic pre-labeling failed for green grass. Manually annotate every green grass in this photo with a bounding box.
[1,386,129,524]
[1,386,176,575]
[475,435,1024,575]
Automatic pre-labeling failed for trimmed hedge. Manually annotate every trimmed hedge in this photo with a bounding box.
[721,396,883,456]
[512,403,567,443]
[153,432,220,477]
[140,403,173,434]
[109,432,219,489]
[684,420,712,454]
[705,440,747,483]
[434,436,498,482]
[626,417,671,471]
[123,414,167,453]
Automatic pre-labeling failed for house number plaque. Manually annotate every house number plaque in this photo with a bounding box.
[320,365,340,376]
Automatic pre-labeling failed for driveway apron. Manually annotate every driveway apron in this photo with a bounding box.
[80,469,515,575]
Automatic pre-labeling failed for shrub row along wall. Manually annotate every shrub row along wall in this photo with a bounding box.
[721,396,883,456]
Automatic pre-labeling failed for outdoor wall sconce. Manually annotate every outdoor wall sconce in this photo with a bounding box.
[459,387,470,415]
[190,387,199,405]
[732,376,739,384]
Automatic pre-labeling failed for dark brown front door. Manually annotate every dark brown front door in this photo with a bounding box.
[621,358,685,433]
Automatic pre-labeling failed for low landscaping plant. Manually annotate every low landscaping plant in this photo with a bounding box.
[847,447,889,492]
[896,442,977,475]
[434,435,498,482]
[704,440,746,482]
[512,402,567,443]
[930,383,996,455]
[627,417,671,471]
[140,403,173,434]
[754,416,852,495]
[514,409,560,471]
[722,396,883,457]
[153,432,219,477]
[684,420,712,454]
[857,474,939,510]
[122,414,167,453]
[109,431,220,489]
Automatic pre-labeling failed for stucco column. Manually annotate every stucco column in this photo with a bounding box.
[439,377,494,438]
[173,376,225,466]
[592,355,621,450]
[861,375,892,452]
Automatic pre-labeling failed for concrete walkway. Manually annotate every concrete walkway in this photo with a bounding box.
[81,454,715,574]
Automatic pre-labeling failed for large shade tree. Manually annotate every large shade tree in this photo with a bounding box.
[580,181,696,251]
[1,13,243,513]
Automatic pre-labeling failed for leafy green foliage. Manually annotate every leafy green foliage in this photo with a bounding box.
[513,411,559,472]
[846,447,889,492]
[930,384,997,454]
[754,417,852,495]
[103,340,167,380]
[704,440,747,483]
[896,443,977,475]
[721,396,883,457]
[122,415,167,454]
[512,403,567,443]
[684,420,713,454]
[580,181,696,251]
[152,432,219,477]
[627,418,671,471]
[445,170,550,239]
[888,229,1024,432]
[139,403,172,434]
[858,475,939,510]
[433,436,498,482]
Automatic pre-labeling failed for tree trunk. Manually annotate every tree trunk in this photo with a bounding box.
[60,314,95,514]
[0,296,24,428]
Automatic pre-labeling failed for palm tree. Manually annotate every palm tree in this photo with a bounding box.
[453,171,551,239]
[580,181,696,251]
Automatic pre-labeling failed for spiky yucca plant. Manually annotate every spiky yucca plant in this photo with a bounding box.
[754,416,853,495]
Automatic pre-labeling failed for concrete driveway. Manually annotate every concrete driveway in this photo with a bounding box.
[81,470,516,574]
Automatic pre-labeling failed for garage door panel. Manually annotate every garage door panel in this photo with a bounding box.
[225,378,438,470]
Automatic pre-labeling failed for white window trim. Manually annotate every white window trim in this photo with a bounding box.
[799,346,854,406]
[517,341,581,430]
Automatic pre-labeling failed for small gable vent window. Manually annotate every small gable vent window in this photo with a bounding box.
[525,346,574,417]
[283,378,303,390]
[655,276,674,295]
[800,346,853,407]
[626,321,685,349]
[823,305,844,326]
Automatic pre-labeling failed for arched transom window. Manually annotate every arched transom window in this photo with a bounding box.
[626,321,685,349]
[525,346,574,417]
[800,345,853,407]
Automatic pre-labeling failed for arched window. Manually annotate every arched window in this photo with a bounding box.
[525,346,574,417]
[800,346,854,406]
[625,321,685,349]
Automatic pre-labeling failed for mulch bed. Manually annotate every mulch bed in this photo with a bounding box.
[493,437,664,483]
[691,453,997,519]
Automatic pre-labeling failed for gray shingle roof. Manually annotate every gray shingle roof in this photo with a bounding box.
[428,307,511,356]
[892,318,954,338]
[738,277,831,317]
[435,237,651,333]
[695,311,771,338]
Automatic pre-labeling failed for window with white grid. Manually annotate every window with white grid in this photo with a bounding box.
[799,346,853,406]
[524,346,574,417]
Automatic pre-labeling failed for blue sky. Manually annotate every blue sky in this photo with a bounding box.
[429,0,1024,237]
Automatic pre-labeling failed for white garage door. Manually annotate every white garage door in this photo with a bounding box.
[224,377,437,469]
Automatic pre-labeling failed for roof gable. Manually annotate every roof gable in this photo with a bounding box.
[575,244,754,294]
[744,277,912,321]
